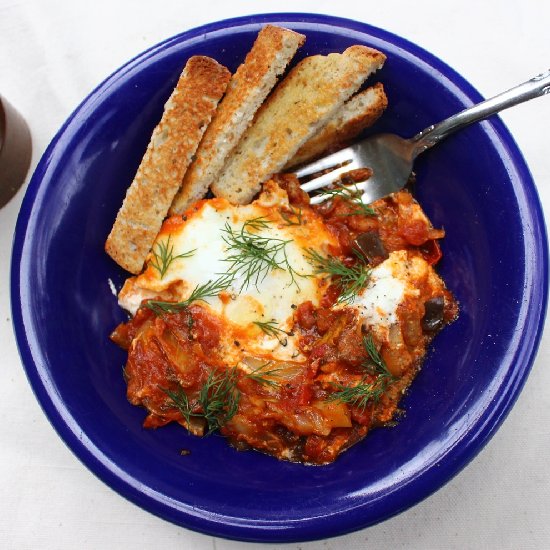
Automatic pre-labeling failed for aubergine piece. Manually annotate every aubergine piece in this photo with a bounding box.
[353,231,389,265]
[422,296,445,332]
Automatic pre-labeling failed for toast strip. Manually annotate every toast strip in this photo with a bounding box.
[285,82,388,169]
[210,46,386,205]
[105,56,231,274]
[169,25,305,215]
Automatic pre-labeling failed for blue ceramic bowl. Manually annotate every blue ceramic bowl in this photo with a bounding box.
[11,13,548,542]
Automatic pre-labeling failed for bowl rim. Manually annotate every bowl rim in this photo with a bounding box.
[10,12,549,542]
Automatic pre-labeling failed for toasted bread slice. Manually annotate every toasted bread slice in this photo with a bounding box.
[105,56,231,274]
[210,46,386,204]
[168,25,305,215]
[285,82,388,169]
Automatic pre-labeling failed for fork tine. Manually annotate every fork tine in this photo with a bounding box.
[309,193,334,205]
[292,147,354,178]
[300,161,361,193]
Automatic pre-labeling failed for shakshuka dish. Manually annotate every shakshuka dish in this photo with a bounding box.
[106,27,458,465]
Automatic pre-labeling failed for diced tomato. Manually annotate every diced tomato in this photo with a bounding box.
[295,301,316,329]
[189,305,222,351]
[420,239,443,265]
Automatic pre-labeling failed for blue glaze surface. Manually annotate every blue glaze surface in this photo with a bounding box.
[10,13,548,542]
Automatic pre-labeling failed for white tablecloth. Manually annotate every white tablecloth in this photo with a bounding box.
[1,1,549,548]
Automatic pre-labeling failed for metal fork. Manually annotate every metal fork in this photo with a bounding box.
[295,70,550,205]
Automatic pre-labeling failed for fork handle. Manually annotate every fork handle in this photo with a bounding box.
[411,69,550,155]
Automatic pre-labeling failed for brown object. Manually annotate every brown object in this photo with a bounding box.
[169,25,305,215]
[353,231,389,265]
[285,82,388,169]
[105,56,231,274]
[211,46,386,205]
[0,96,32,208]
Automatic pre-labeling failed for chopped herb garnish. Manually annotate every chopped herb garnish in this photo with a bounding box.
[246,361,283,388]
[161,367,240,435]
[280,206,303,226]
[145,274,234,315]
[327,377,387,410]
[239,216,272,232]
[150,235,195,278]
[305,248,370,304]
[199,367,240,434]
[362,334,393,379]
[317,183,376,217]
[253,319,290,346]
[328,335,395,410]
[221,217,302,291]
[160,386,198,428]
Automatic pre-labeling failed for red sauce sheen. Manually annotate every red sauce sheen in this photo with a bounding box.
[112,179,458,464]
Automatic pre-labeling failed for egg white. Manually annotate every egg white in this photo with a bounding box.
[119,188,336,362]
[350,250,443,346]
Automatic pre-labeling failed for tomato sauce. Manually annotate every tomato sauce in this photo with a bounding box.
[112,184,458,465]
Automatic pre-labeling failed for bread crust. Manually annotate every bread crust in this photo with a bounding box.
[286,82,388,168]
[105,56,231,274]
[210,46,386,205]
[169,25,305,215]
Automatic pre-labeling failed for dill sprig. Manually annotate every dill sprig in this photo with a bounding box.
[305,248,370,304]
[246,361,283,388]
[328,335,395,410]
[149,235,196,279]
[221,217,302,291]
[362,334,393,379]
[318,183,376,217]
[199,367,240,434]
[146,216,306,316]
[253,319,290,346]
[280,205,303,226]
[327,377,387,410]
[161,386,198,428]
[145,274,234,315]
[161,367,240,435]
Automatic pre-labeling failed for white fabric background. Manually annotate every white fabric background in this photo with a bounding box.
[1,1,549,548]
